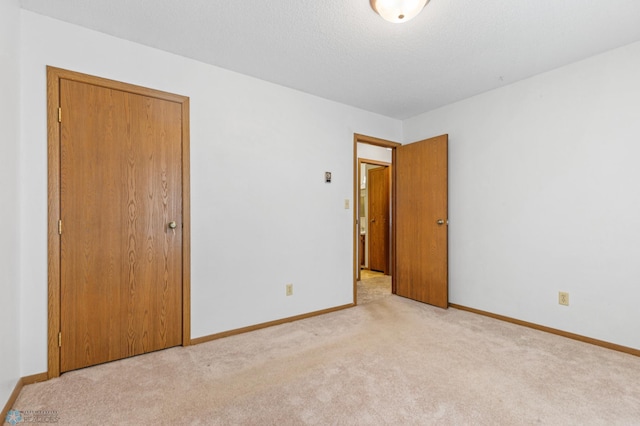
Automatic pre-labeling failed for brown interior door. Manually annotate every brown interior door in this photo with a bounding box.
[60,78,183,372]
[393,134,448,308]
[368,166,389,273]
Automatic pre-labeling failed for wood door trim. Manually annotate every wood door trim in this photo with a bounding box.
[354,133,402,149]
[353,134,399,304]
[181,100,191,348]
[47,67,61,379]
[391,148,397,295]
[46,66,191,378]
[359,159,391,167]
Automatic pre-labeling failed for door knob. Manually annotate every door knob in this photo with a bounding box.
[436,219,445,225]
[168,221,177,229]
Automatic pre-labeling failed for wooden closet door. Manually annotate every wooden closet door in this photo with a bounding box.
[60,78,183,372]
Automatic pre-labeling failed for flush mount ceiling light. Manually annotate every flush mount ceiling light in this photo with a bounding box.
[370,0,430,23]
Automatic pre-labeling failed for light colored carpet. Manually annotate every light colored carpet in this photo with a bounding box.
[11,278,640,425]
[357,272,391,305]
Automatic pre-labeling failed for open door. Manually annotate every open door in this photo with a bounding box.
[393,134,448,308]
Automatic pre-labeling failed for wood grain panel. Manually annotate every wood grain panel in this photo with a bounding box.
[394,135,448,308]
[47,68,62,378]
[181,99,191,347]
[368,166,389,273]
[59,79,183,372]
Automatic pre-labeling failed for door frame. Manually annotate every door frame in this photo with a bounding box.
[46,66,191,378]
[353,134,400,304]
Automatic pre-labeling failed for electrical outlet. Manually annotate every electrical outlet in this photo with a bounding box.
[558,291,569,306]
[286,284,293,296]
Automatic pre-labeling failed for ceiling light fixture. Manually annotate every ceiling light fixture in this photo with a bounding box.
[370,0,429,23]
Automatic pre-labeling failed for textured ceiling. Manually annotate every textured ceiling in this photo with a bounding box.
[19,0,640,119]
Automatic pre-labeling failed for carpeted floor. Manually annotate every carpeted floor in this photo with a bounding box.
[10,276,640,425]
[357,270,391,305]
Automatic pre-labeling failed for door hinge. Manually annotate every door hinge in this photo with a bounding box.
[58,220,62,235]
[58,332,62,347]
[58,107,62,123]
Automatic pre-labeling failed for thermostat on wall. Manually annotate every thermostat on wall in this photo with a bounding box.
[325,172,332,183]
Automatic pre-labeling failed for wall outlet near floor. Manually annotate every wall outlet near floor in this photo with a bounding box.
[558,291,569,306]
[286,283,293,296]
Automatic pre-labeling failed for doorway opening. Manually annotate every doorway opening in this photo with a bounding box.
[357,160,391,304]
[353,133,449,308]
[353,135,400,304]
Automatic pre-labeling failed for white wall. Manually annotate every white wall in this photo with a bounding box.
[19,11,402,376]
[404,40,640,349]
[357,143,393,164]
[0,0,22,407]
